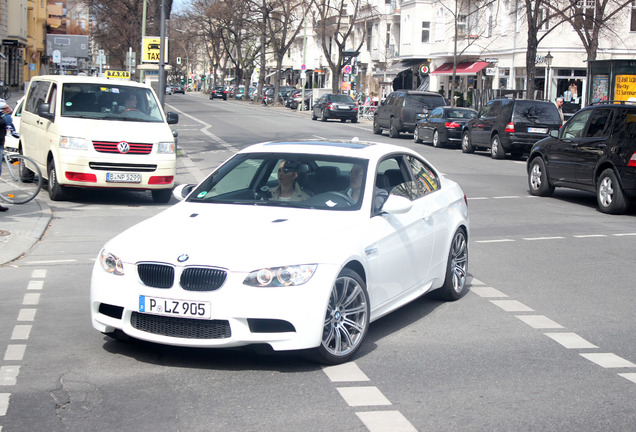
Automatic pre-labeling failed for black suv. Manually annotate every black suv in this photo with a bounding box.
[373,90,446,138]
[527,102,636,214]
[461,99,562,159]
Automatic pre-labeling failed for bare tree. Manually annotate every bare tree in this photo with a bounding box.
[310,0,371,93]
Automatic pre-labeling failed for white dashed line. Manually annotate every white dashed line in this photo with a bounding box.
[522,236,566,241]
[4,345,26,362]
[0,366,20,386]
[10,325,31,340]
[356,411,418,432]
[544,332,598,349]
[516,315,564,329]
[31,269,47,278]
[337,386,392,406]
[618,373,636,384]
[23,259,77,265]
[490,300,534,312]
[323,363,369,382]
[22,293,40,305]
[27,280,43,290]
[471,286,508,298]
[580,353,636,368]
[573,234,607,238]
[475,239,515,244]
[17,309,36,321]
[0,393,9,415]
[613,233,636,237]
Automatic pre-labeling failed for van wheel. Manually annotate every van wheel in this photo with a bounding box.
[47,159,67,201]
[151,189,172,204]
[18,146,35,182]
[491,134,505,159]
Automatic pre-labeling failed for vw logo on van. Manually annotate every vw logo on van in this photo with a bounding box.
[117,141,130,153]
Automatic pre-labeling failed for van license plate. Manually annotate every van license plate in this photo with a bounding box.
[106,173,142,183]
[139,295,211,319]
[528,127,548,134]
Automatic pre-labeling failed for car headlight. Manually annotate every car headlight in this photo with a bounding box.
[244,264,317,287]
[59,136,90,150]
[157,142,175,154]
[99,249,125,275]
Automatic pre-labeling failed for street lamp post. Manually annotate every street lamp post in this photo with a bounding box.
[545,51,553,101]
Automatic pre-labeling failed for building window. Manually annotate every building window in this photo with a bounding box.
[422,22,430,43]
[435,8,445,42]
[538,7,549,31]
[631,1,636,31]
[458,15,468,38]
[486,6,493,37]
[386,23,391,48]
[574,0,595,31]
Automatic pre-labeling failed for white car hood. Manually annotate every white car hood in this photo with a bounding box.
[105,202,364,270]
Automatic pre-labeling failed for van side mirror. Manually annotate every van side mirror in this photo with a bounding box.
[166,111,179,124]
[38,103,54,121]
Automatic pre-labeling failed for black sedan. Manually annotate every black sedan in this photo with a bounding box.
[312,93,358,123]
[210,85,227,100]
[414,106,477,147]
[173,84,185,94]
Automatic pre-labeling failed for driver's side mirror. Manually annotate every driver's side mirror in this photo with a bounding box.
[550,129,559,138]
[37,103,54,121]
[166,111,179,124]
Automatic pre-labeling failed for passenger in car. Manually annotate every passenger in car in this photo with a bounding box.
[270,160,311,201]
[345,163,365,202]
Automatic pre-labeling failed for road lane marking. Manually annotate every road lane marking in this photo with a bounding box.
[618,373,636,384]
[522,236,566,241]
[31,269,46,278]
[613,233,636,237]
[0,367,19,386]
[323,363,369,382]
[3,345,26,362]
[356,411,418,432]
[490,300,534,312]
[573,234,607,238]
[0,394,8,415]
[22,293,39,305]
[475,239,515,243]
[493,196,520,199]
[516,315,564,329]
[471,287,508,298]
[337,386,392,406]
[17,309,36,321]
[23,259,77,265]
[580,353,636,368]
[27,280,43,290]
[10,325,31,340]
[544,332,598,349]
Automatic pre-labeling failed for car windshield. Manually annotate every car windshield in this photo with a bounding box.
[514,101,561,123]
[61,83,164,122]
[188,153,368,211]
[405,95,446,109]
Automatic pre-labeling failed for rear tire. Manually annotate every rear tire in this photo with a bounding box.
[389,119,400,138]
[435,228,468,301]
[413,127,422,143]
[432,130,442,148]
[351,117,358,123]
[528,157,554,197]
[597,168,629,214]
[491,134,505,159]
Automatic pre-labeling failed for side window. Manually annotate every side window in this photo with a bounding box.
[25,81,51,114]
[480,101,493,117]
[430,107,443,118]
[395,94,406,107]
[384,93,396,105]
[585,108,613,138]
[562,110,592,139]
[488,100,503,116]
[407,155,440,196]
[47,85,58,115]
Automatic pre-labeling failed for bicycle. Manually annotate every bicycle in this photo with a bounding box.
[0,81,11,100]
[0,147,43,204]
[358,105,376,121]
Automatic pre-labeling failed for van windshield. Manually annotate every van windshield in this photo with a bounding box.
[61,83,164,122]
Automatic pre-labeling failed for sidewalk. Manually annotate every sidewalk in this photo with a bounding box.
[0,199,52,266]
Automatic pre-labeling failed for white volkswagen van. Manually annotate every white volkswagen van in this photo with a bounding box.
[19,75,179,202]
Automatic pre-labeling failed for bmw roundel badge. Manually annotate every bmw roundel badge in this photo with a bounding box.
[177,254,189,262]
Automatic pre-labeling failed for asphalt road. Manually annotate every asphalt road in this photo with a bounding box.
[1,93,635,431]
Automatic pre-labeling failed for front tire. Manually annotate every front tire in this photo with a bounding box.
[47,159,67,201]
[461,132,474,153]
[311,110,317,120]
[389,119,400,138]
[321,109,328,122]
[528,157,554,197]
[597,168,629,214]
[435,228,469,301]
[307,268,369,365]
[151,189,172,204]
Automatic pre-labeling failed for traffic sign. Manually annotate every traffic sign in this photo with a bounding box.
[301,64,306,71]
[419,64,429,74]
[343,65,352,74]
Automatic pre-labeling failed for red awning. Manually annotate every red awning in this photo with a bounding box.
[430,61,489,75]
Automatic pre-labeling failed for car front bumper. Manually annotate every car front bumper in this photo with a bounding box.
[90,260,339,351]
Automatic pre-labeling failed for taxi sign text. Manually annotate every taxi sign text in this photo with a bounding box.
[105,70,131,79]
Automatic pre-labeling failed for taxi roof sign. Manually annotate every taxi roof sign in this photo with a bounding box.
[105,70,131,80]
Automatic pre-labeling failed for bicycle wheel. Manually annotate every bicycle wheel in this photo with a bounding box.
[2,86,10,100]
[0,154,43,204]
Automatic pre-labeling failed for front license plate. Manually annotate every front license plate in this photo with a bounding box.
[106,172,142,183]
[528,127,548,134]
[139,295,211,319]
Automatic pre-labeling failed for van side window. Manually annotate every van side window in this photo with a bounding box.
[25,81,51,114]
[47,85,58,115]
